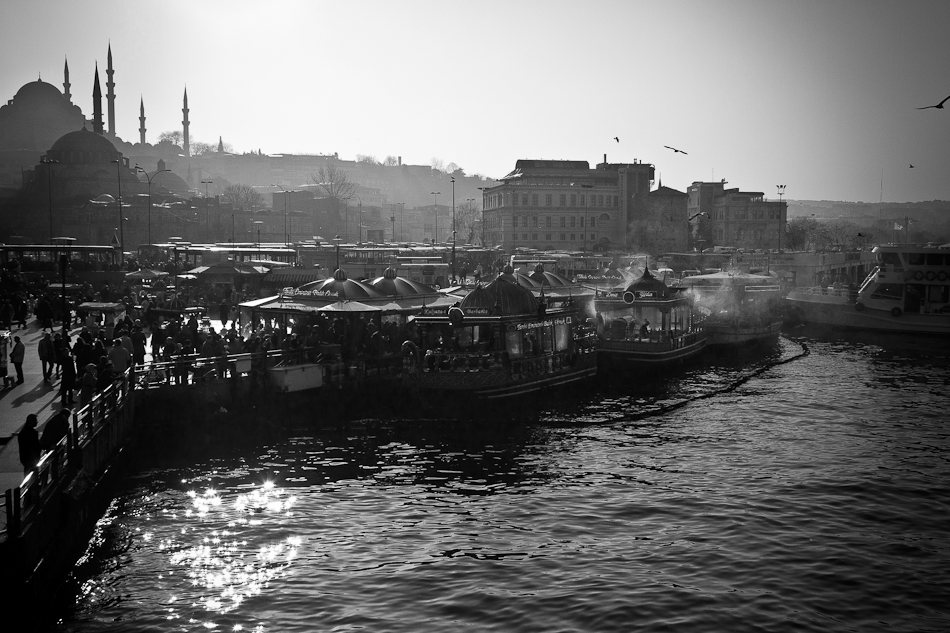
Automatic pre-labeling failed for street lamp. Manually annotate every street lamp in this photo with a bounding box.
[136,165,170,246]
[776,184,786,253]
[333,234,342,270]
[477,187,489,246]
[352,194,362,245]
[201,179,213,243]
[40,157,58,242]
[111,159,124,263]
[253,220,264,258]
[53,237,75,338]
[272,184,295,245]
[450,177,457,283]
[430,191,441,244]
[580,183,593,253]
[389,203,397,243]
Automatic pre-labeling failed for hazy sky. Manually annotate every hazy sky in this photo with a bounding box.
[2,0,948,203]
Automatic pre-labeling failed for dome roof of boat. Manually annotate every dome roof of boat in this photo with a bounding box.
[461,276,538,316]
[369,268,438,296]
[623,267,671,299]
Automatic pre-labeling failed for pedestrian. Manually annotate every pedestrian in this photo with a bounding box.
[18,414,41,474]
[131,325,147,366]
[80,363,96,407]
[40,408,71,452]
[11,335,25,384]
[107,338,132,376]
[38,331,54,382]
[60,349,77,406]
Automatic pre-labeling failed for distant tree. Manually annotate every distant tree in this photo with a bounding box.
[191,141,215,156]
[430,158,446,173]
[221,184,264,211]
[446,162,465,177]
[310,164,357,202]
[356,154,380,165]
[455,199,481,244]
[785,216,820,251]
[383,156,399,166]
[158,130,183,146]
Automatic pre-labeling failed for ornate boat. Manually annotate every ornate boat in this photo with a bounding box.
[785,244,950,335]
[680,271,783,346]
[594,268,707,368]
[408,273,598,400]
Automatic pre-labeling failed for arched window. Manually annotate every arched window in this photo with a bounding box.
[599,213,611,222]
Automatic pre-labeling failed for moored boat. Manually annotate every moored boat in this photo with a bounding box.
[680,271,783,346]
[408,273,598,400]
[593,268,707,368]
[785,244,950,335]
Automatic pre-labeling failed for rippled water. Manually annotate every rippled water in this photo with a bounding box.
[54,330,950,632]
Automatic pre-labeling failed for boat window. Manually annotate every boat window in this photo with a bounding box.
[555,321,571,351]
[926,254,945,266]
[506,329,524,358]
[927,285,949,303]
[540,325,553,353]
[907,252,925,266]
[881,252,902,269]
[870,283,903,300]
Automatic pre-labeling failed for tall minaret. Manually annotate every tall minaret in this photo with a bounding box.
[182,87,190,156]
[63,57,71,103]
[139,96,146,145]
[106,43,116,134]
[92,63,104,134]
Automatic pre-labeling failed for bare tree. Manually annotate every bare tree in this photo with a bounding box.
[191,141,215,156]
[158,130,183,146]
[455,199,481,244]
[430,158,445,173]
[222,184,264,211]
[356,154,380,165]
[383,156,399,166]
[785,217,818,251]
[309,164,357,201]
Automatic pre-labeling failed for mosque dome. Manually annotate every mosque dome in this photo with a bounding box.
[49,127,120,164]
[151,169,190,196]
[12,80,64,105]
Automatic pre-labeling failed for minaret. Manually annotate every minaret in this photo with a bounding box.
[218,136,224,153]
[139,96,146,145]
[92,63,104,134]
[106,43,116,135]
[63,57,71,103]
[182,87,190,156]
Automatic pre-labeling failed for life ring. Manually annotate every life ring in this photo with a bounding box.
[891,307,902,317]
[854,302,865,312]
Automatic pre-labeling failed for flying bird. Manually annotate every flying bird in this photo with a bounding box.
[614,137,619,142]
[664,145,687,155]
[917,94,950,110]
[910,164,915,168]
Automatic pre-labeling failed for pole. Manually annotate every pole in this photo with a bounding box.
[42,158,58,242]
[776,184,786,253]
[430,192,441,244]
[202,180,213,243]
[60,248,68,338]
[111,159,124,263]
[231,214,235,244]
[451,176,456,283]
[138,167,170,246]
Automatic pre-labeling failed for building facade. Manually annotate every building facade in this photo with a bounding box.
[687,181,786,252]
[480,158,655,252]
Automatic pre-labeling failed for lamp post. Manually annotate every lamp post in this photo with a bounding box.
[333,234,342,270]
[253,220,264,258]
[137,165,170,246]
[110,159,125,264]
[201,179,213,243]
[40,157,58,242]
[389,204,396,243]
[477,187,488,246]
[273,184,295,244]
[450,177,457,283]
[352,194,362,245]
[430,191,441,244]
[54,237,74,338]
[776,184,786,253]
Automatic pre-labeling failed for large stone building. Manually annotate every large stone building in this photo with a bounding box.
[479,158,655,252]
[687,181,786,251]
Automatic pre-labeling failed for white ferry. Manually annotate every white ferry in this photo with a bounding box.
[785,244,950,334]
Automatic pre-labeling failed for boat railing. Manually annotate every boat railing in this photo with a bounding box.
[793,286,853,299]
[419,344,595,378]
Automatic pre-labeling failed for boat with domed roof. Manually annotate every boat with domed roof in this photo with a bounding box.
[593,268,707,368]
[409,267,597,400]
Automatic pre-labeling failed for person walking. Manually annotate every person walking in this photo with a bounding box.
[60,349,77,406]
[80,363,97,407]
[18,414,41,474]
[38,331,55,382]
[11,335,25,384]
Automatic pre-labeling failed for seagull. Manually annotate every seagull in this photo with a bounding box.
[917,94,950,110]
[664,145,687,155]
[613,137,619,142]
[910,164,915,168]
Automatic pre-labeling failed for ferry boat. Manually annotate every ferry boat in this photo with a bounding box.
[594,268,707,368]
[785,244,950,334]
[680,272,783,346]
[408,274,598,400]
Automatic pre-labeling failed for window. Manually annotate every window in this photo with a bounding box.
[570,233,576,241]
[546,216,552,228]
[571,217,576,227]
[521,216,528,228]
[532,233,538,240]
[521,194,528,206]
[545,194,552,206]
[613,196,618,206]
[590,233,596,241]
[532,215,538,227]
[546,233,552,240]
[598,195,604,206]
[559,194,566,206]
[560,217,566,228]
[570,194,577,206]
[513,194,519,206]
[580,216,585,228]
[531,194,539,206]
[590,217,596,228]
[522,233,528,241]
[560,233,566,240]
[579,194,585,206]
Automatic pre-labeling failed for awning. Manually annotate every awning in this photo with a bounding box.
[264,269,327,285]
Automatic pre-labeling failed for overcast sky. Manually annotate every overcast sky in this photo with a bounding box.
[2,0,948,203]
